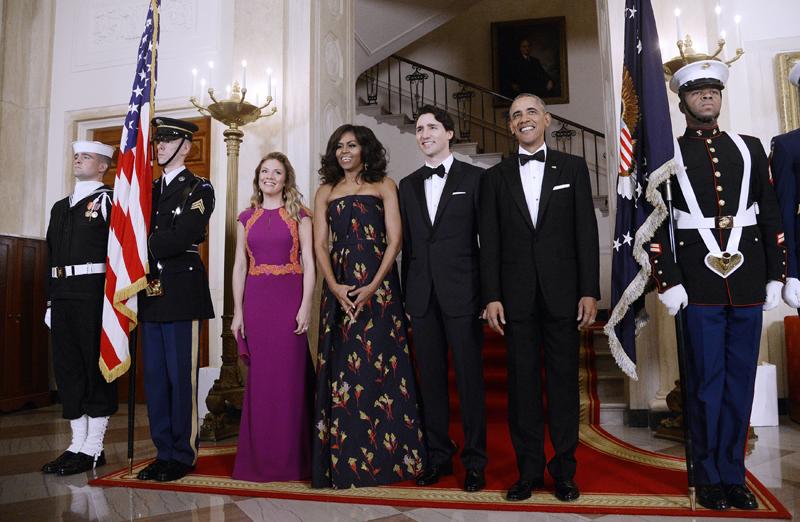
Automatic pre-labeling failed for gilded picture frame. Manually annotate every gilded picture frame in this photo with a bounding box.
[776,51,800,133]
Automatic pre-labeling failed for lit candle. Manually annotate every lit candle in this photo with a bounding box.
[226,84,231,98]
[271,79,277,105]
[266,67,273,97]
[715,3,722,37]
[208,60,214,89]
[241,59,247,90]
[734,15,742,49]
[200,78,206,105]
[191,68,197,97]
[674,8,683,42]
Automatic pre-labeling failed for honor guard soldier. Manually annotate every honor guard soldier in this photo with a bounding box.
[43,140,117,476]
[650,60,786,511]
[772,62,800,308]
[137,117,215,482]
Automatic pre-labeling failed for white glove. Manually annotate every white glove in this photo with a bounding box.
[783,277,800,308]
[44,307,51,329]
[658,284,688,316]
[764,280,784,311]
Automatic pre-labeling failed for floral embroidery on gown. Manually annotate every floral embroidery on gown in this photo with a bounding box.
[312,195,426,488]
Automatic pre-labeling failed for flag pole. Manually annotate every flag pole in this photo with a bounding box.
[664,178,696,511]
[126,329,138,477]
[127,0,159,479]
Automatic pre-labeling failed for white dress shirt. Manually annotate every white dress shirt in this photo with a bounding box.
[70,181,104,207]
[161,166,185,189]
[424,154,454,223]
[518,144,547,227]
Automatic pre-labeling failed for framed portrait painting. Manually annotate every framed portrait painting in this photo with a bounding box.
[776,51,800,133]
[491,16,569,105]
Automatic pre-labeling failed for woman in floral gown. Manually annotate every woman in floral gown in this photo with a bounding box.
[311,124,426,488]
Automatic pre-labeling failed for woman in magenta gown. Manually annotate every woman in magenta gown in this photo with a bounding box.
[230,152,315,482]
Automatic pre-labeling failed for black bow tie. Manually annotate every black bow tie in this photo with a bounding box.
[424,164,446,179]
[519,150,545,166]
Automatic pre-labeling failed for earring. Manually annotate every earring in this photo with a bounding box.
[364,162,369,172]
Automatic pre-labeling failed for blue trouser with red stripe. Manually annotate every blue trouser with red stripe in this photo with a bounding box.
[682,304,761,485]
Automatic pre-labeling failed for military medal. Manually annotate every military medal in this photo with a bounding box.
[85,201,98,219]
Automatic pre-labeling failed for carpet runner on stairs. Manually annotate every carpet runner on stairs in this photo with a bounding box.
[90,327,790,517]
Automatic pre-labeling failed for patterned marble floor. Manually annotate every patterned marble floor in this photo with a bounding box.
[0,405,797,521]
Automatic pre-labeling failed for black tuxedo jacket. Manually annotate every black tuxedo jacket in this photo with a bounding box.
[399,159,483,317]
[479,150,600,320]
[139,169,215,322]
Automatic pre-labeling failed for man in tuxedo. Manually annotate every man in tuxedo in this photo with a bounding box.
[480,93,599,502]
[774,62,800,309]
[399,105,487,492]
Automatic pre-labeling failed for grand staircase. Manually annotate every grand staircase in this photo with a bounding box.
[356,54,610,213]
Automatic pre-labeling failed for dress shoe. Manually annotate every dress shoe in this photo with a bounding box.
[137,459,169,480]
[554,479,580,502]
[416,460,453,486]
[724,484,758,510]
[697,484,729,510]
[463,469,485,492]
[506,478,542,501]
[57,451,106,476]
[42,451,77,473]
[155,460,195,482]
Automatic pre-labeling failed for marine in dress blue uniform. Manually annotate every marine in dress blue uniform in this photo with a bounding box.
[43,141,118,476]
[650,61,786,511]
[137,117,215,482]
[772,62,800,308]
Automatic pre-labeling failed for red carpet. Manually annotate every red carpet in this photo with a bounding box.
[91,327,790,518]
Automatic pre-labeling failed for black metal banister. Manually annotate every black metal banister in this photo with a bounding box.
[358,54,608,208]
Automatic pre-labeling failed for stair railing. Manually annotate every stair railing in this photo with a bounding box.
[358,54,608,207]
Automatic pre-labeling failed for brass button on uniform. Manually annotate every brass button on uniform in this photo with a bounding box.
[706,139,713,144]
[717,186,723,192]
[712,157,719,164]
[658,270,663,275]
[719,200,726,206]
[715,171,721,177]
[709,147,716,153]
[679,241,684,246]
[662,282,667,287]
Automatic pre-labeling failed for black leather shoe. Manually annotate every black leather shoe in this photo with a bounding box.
[724,484,758,510]
[697,484,729,510]
[155,460,195,482]
[554,479,580,502]
[506,478,542,501]
[463,469,485,492]
[42,451,77,473]
[57,451,106,476]
[416,460,453,486]
[137,459,169,480]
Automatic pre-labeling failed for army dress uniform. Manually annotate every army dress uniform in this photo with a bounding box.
[138,118,214,480]
[649,62,786,494]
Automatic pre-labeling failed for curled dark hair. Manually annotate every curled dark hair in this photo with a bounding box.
[318,124,388,186]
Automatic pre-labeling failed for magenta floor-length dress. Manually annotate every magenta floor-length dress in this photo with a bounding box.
[232,206,312,482]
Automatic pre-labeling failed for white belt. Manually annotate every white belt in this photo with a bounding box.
[674,204,758,230]
[51,263,106,278]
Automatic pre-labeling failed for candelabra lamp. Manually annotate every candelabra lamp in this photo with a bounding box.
[663,34,744,80]
[190,81,277,440]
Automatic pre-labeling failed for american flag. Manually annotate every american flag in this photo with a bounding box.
[603,0,676,380]
[99,1,160,382]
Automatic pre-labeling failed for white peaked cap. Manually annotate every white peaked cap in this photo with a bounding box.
[72,140,115,159]
[669,60,729,94]
[789,62,800,87]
